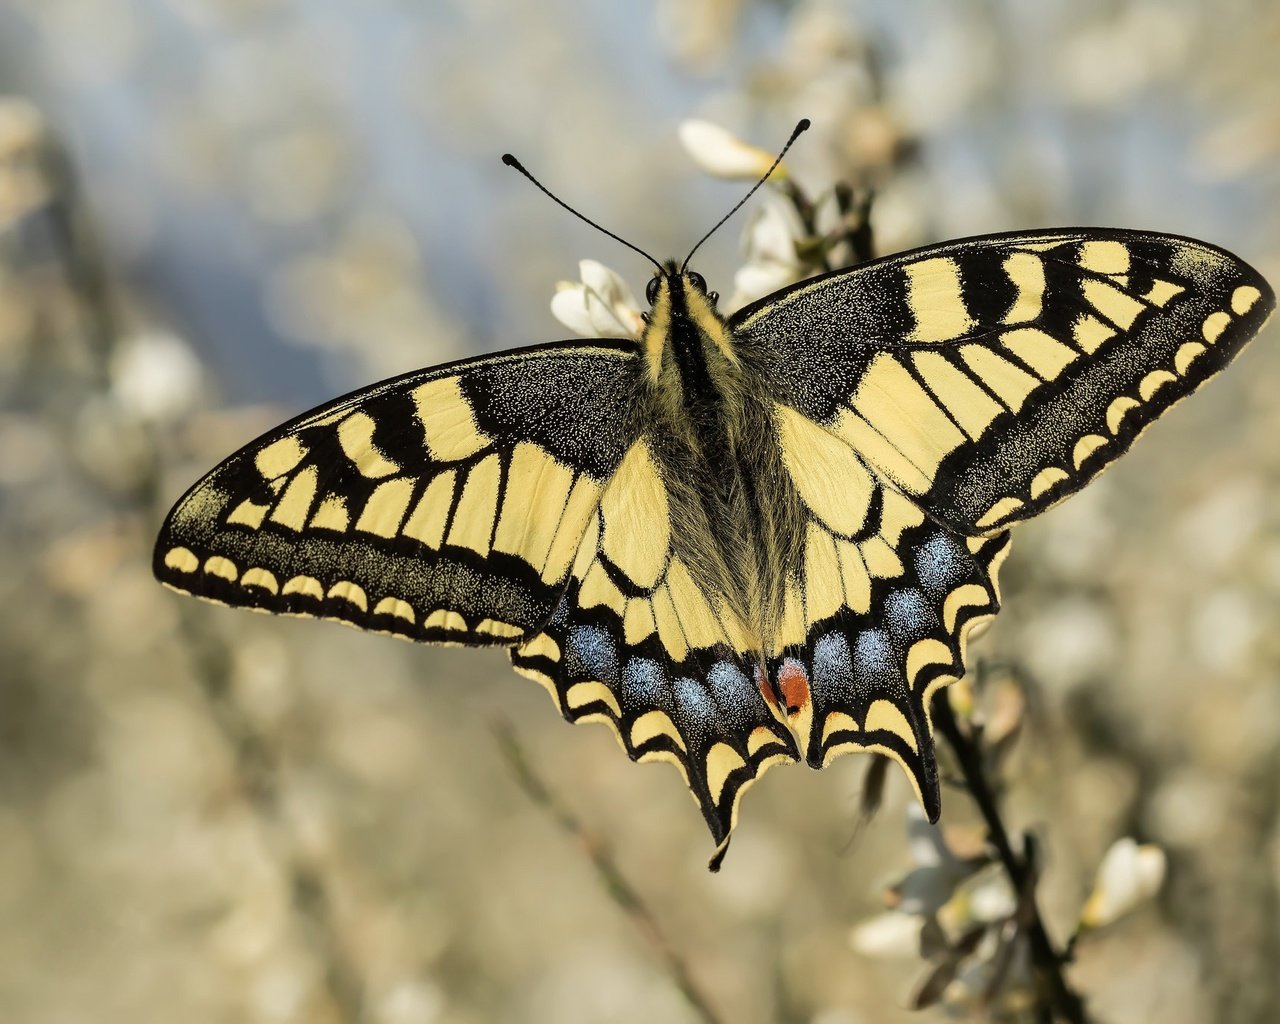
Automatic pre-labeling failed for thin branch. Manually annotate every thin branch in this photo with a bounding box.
[932,690,1089,1024]
[494,724,727,1024]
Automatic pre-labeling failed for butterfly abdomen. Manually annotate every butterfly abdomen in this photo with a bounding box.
[642,272,810,649]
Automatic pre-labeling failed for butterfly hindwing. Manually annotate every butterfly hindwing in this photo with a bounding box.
[511,434,799,857]
[765,509,1010,817]
[154,340,641,644]
[733,228,1275,534]
[755,404,1012,811]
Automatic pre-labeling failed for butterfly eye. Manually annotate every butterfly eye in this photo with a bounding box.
[645,277,661,305]
[688,272,707,292]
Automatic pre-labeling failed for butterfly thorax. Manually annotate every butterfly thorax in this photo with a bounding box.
[641,270,808,652]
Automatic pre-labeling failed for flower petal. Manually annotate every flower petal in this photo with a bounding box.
[724,197,811,310]
[550,283,592,336]
[729,260,804,310]
[551,263,644,339]
[578,258,639,311]
[1080,837,1167,928]
[679,119,781,181]
[551,284,611,338]
[849,912,923,958]
[743,197,806,265]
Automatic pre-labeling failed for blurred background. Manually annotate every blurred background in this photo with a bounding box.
[1,1,1278,1022]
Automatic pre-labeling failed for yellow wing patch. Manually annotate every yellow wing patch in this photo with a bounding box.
[337,412,400,478]
[850,353,966,485]
[412,376,492,461]
[775,404,877,536]
[598,440,670,590]
[157,344,640,648]
[905,257,974,342]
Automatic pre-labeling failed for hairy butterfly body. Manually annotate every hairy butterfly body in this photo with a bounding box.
[156,214,1273,867]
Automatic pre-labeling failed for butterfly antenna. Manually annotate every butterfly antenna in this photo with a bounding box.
[681,118,811,272]
[502,153,663,272]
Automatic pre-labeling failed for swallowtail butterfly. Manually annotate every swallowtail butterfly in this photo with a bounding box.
[155,123,1274,868]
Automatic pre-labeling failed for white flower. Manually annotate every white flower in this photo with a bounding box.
[110,328,203,423]
[550,259,644,339]
[1080,838,1167,929]
[849,911,923,958]
[890,805,977,917]
[678,119,781,181]
[727,195,807,310]
[938,864,1016,932]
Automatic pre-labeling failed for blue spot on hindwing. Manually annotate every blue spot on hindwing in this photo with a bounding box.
[853,629,898,692]
[914,531,971,598]
[672,677,715,731]
[565,625,618,683]
[812,632,852,691]
[622,658,666,705]
[884,588,937,642]
[707,661,762,724]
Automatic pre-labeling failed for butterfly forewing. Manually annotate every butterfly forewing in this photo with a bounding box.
[734,229,1275,534]
[154,340,641,644]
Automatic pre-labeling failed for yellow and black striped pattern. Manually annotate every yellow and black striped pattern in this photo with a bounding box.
[155,225,1272,868]
[155,342,640,645]
[733,229,1274,534]
[509,434,800,863]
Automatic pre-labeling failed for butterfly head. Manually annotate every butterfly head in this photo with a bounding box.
[643,261,723,327]
[644,262,718,309]
[640,261,736,382]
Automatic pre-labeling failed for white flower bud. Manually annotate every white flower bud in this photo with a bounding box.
[849,911,923,958]
[550,259,644,339]
[110,329,203,423]
[726,197,807,310]
[679,120,781,181]
[1080,837,1167,929]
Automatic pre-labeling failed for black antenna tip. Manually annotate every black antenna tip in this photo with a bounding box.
[680,118,814,271]
[498,148,663,270]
